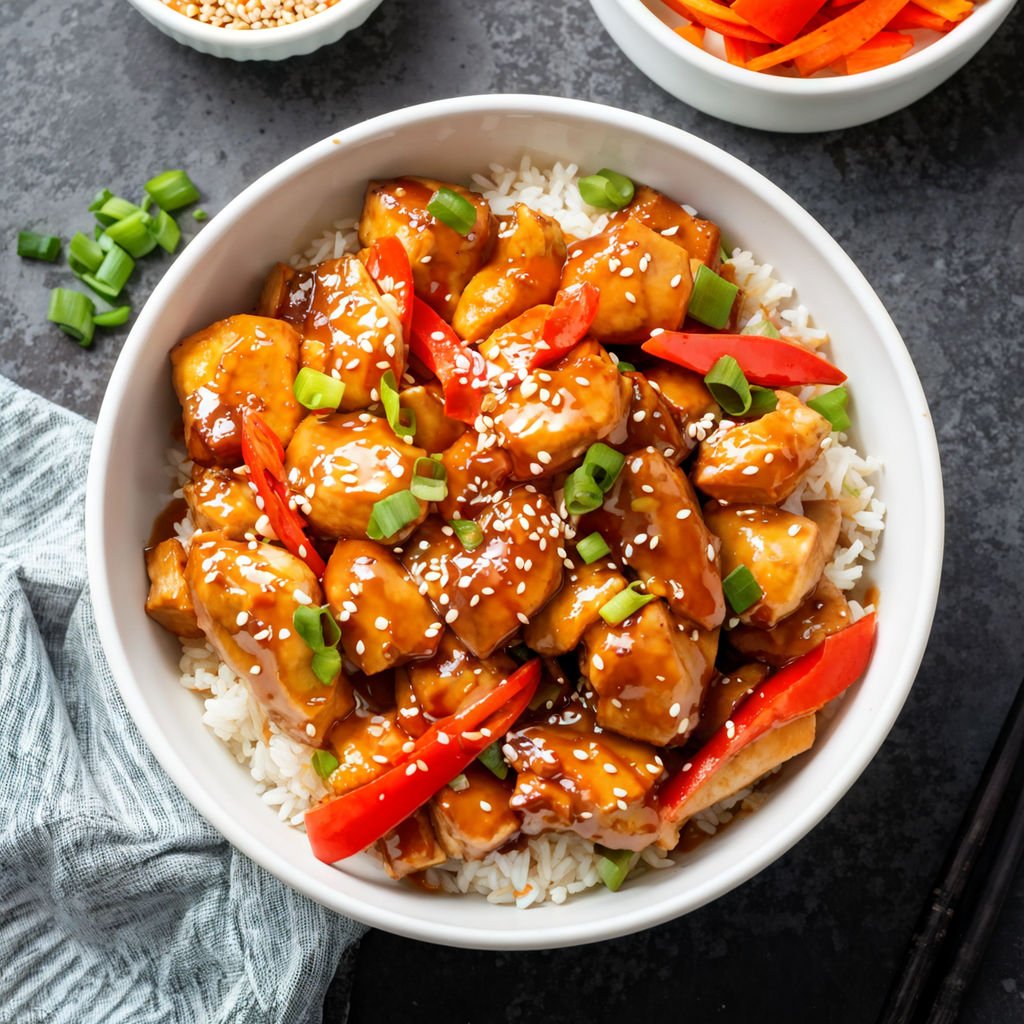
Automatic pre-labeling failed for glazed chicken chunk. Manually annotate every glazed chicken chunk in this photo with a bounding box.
[376,809,447,879]
[477,304,549,382]
[430,765,520,861]
[615,184,722,268]
[183,465,261,539]
[436,432,512,522]
[398,383,466,453]
[144,538,203,638]
[605,369,686,461]
[691,662,769,746]
[326,708,411,795]
[644,363,720,448]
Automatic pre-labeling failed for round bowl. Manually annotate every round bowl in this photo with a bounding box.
[589,0,1017,132]
[86,94,943,949]
[124,0,384,61]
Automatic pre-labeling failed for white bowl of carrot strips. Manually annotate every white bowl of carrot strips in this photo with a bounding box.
[589,0,1016,131]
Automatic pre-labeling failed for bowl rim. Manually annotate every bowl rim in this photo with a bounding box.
[607,0,1017,95]
[86,93,944,948]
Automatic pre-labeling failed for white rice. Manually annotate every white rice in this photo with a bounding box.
[169,157,884,905]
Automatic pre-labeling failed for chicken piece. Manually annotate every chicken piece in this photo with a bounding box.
[803,499,842,559]
[523,559,627,656]
[729,578,852,667]
[453,204,566,342]
[170,314,304,467]
[284,412,427,541]
[477,304,550,385]
[704,503,827,629]
[255,262,304,321]
[327,708,410,795]
[506,702,664,852]
[582,600,718,746]
[582,447,725,630]
[645,363,720,445]
[359,177,495,321]
[691,662,769,746]
[403,490,565,658]
[399,383,466,453]
[185,533,353,745]
[559,217,692,345]
[604,369,686,461]
[429,765,520,861]
[436,432,513,522]
[490,340,628,480]
[183,466,261,539]
[323,540,442,675]
[144,538,203,638]
[615,184,721,268]
[375,809,447,879]
[692,392,831,505]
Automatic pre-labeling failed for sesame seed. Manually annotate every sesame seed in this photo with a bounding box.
[479,800,493,812]
[235,611,249,626]
[707,543,716,560]
[445,609,459,623]
[603,762,618,774]
[592,653,605,671]
[669,702,681,717]
[249,665,261,675]
[616,799,628,811]
[613,787,628,798]
[741,465,759,476]
[624,291,637,304]
[355,639,365,655]
[764,453,775,463]
[670,274,682,288]
[676,508,692,520]
[646,763,661,774]
[516,612,529,624]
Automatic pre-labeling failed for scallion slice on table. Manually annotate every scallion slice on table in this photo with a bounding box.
[94,196,143,227]
[578,168,635,211]
[704,355,753,416]
[596,847,634,892]
[47,288,95,347]
[87,188,114,212]
[808,385,851,432]
[17,230,61,262]
[366,490,420,541]
[147,208,181,253]
[411,457,448,502]
[144,169,201,212]
[427,187,477,236]
[293,604,342,686]
[450,518,484,551]
[92,305,132,327]
[379,369,416,441]
[311,750,340,781]
[723,564,763,615]
[293,367,345,411]
[577,532,611,565]
[80,244,135,302]
[68,232,104,275]
[104,210,158,259]
[688,264,739,329]
[477,742,509,780]
[599,581,655,625]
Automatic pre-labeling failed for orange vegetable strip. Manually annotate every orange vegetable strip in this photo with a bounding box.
[732,0,830,43]
[912,0,972,19]
[723,35,749,64]
[841,29,914,71]
[675,23,707,45]
[672,0,755,27]
[886,3,954,29]
[682,6,775,41]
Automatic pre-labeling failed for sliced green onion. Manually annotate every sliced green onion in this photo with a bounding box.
[577,532,611,564]
[147,208,181,253]
[564,469,604,516]
[366,489,421,541]
[379,369,416,441]
[17,230,61,262]
[88,188,113,212]
[427,187,477,236]
[528,678,563,711]
[578,168,635,211]
[95,196,142,227]
[704,355,751,417]
[689,264,739,329]
[193,208,209,221]
[68,232,104,275]
[807,386,851,432]
[47,288,95,348]
[599,581,654,625]
[311,648,342,686]
[596,847,634,892]
[719,243,730,264]
[80,244,135,301]
[104,210,158,258]
[449,773,470,792]
[616,360,636,373]
[96,227,113,248]
[477,742,509,781]
[144,169,201,212]
[293,367,345,411]
[140,194,154,214]
[411,457,448,502]
[741,318,781,338]
[293,604,342,652]
[745,386,778,418]
[93,305,132,327]
[723,565,763,615]
[311,749,339,780]
[583,442,626,493]
[450,518,484,551]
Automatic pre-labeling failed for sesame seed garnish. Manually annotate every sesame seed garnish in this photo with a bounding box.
[613,787,628,798]
[670,274,682,288]
[236,611,249,626]
[249,665,261,675]
[355,639,365,655]
[624,291,637,304]
[707,543,716,560]
[445,609,459,623]
[764,453,775,463]
[516,612,529,624]
[789,524,801,536]
[741,465,759,476]
[676,508,692,520]
[603,762,618,774]
[479,800,493,812]
[669,702,681,717]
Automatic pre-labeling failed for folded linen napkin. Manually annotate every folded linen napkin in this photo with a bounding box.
[0,376,365,1024]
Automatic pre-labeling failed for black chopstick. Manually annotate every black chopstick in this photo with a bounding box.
[876,674,1024,1024]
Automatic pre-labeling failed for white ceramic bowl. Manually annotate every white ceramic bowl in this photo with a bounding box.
[86,95,943,949]
[590,0,1017,132]
[125,0,384,61]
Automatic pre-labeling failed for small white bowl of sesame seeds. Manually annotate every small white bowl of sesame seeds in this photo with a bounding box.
[125,0,385,61]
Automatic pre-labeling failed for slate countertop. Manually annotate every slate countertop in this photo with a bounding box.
[4,2,1023,1021]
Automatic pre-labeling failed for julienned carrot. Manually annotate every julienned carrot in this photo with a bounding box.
[886,3,954,30]
[686,9,775,41]
[732,0,830,44]
[724,36,748,64]
[913,0,972,20]
[660,0,774,42]
[675,22,706,46]
[669,0,753,26]
[841,29,914,71]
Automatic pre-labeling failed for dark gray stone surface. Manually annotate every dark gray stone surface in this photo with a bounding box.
[4,2,1023,1021]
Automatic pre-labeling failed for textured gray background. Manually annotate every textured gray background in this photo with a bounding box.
[4,1,1023,1022]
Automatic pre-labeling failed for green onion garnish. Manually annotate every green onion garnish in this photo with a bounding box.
[582,443,626,493]
[722,565,763,615]
[688,264,739,329]
[599,581,654,625]
[745,386,778,418]
[88,188,114,213]
[147,208,181,253]
[193,209,208,221]
[807,386,851,432]
[426,187,477,236]
[450,518,484,551]
[80,243,135,302]
[509,643,534,664]
[293,604,342,685]
[704,355,752,417]
[741,318,781,338]
[411,457,448,502]
[449,773,470,792]
[144,169,201,212]
[104,210,158,259]
[578,168,635,211]
[47,288,95,348]
[564,469,604,516]
[68,232,104,275]
[379,369,416,441]
[94,196,142,227]
[616,360,636,373]
[17,230,61,262]
[477,742,509,781]
[719,243,731,264]
[92,305,131,327]
[293,367,345,411]
[366,490,421,541]
[311,749,340,780]
[596,847,634,892]
[97,230,115,251]
[577,532,611,564]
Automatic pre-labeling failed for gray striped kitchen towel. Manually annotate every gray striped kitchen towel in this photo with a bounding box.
[0,375,365,1023]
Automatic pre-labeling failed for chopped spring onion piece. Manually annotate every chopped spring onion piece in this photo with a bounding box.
[449,773,470,792]
[104,210,158,258]
[88,188,113,212]
[411,457,448,502]
[311,750,340,780]
[293,604,342,684]
[80,244,135,302]
[688,264,739,329]
[92,305,131,327]
[311,648,342,686]
[96,229,114,249]
[528,678,563,711]
[741,318,781,338]
[578,168,635,211]
[427,187,477,236]
[596,847,634,892]
[366,489,421,541]
[564,468,604,516]
[745,386,778,418]
[583,442,626,493]
[379,369,416,441]
[723,564,763,615]
[17,230,61,262]
[599,581,654,625]
[95,196,142,227]
[140,195,154,214]
[577,532,611,564]
[144,169,201,212]
[293,367,345,411]
[47,288,95,347]
[807,386,851,432]
[719,243,730,264]
[193,208,208,221]
[450,518,484,551]
[704,355,752,417]
[147,208,181,253]
[68,232,104,275]
[477,742,509,780]
[616,360,636,373]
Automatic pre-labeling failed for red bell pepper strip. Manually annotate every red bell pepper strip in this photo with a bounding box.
[364,236,414,342]
[885,3,954,30]
[409,297,488,425]
[239,409,326,578]
[304,659,541,863]
[643,330,846,387]
[659,613,876,822]
[732,0,830,44]
[529,283,600,370]
[662,0,775,42]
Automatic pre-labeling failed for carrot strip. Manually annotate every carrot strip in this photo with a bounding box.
[661,0,773,40]
[841,29,914,71]
[886,3,954,30]
[686,10,775,41]
[675,23,707,46]
[732,0,830,43]
[912,0,972,19]
[672,0,754,26]
[723,36,748,64]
